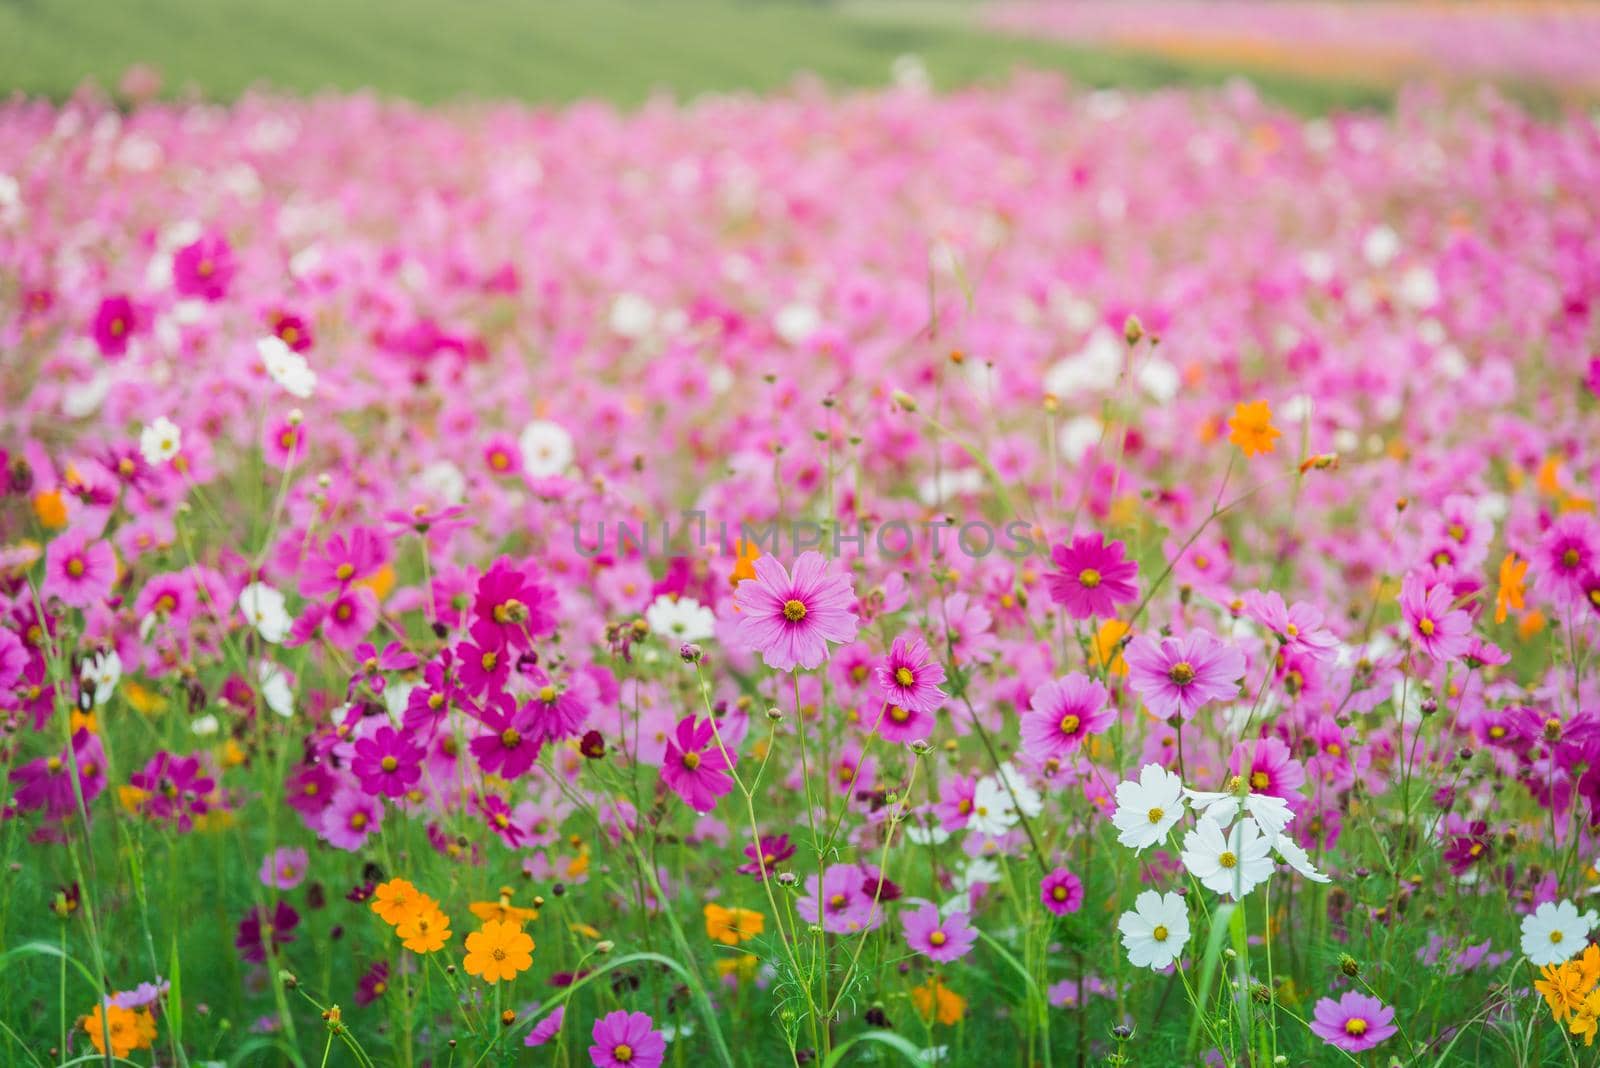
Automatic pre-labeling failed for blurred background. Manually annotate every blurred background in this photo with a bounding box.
[2,0,1597,113]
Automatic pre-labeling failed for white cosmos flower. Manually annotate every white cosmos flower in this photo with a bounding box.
[609,292,657,338]
[774,303,820,345]
[518,420,574,478]
[1185,789,1294,843]
[191,713,220,737]
[139,416,182,466]
[81,649,122,706]
[1118,890,1190,970]
[1112,763,1186,852]
[416,459,466,505]
[968,775,1020,836]
[258,336,317,398]
[1521,900,1598,966]
[645,595,715,642]
[238,583,292,644]
[1181,818,1275,899]
[257,661,294,718]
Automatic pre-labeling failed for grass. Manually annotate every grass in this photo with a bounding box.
[0,0,1393,113]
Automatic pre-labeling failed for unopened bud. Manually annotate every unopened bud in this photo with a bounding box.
[890,389,917,413]
[1123,314,1145,345]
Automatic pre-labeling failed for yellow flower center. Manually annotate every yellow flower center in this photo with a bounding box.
[350,812,368,830]
[501,728,521,748]
[66,558,85,578]
[381,756,398,772]
[1051,886,1069,901]
[1152,925,1168,942]
[1552,930,1565,944]
[1285,623,1298,637]
[1344,1018,1368,1037]
[782,599,807,622]
[1250,771,1269,791]
[481,651,497,670]
[1564,548,1582,569]
[1168,662,1195,686]
[929,930,947,947]
[335,562,355,581]
[538,685,556,703]
[889,706,910,723]
[1059,713,1081,736]
[1077,568,1102,589]
[493,598,527,625]
[109,317,125,336]
[682,751,701,771]
[895,667,916,688]
[614,1045,634,1063]
[1218,851,1237,869]
[1418,618,1436,636]
[1147,806,1165,824]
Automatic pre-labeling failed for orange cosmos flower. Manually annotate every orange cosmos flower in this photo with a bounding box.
[703,903,764,945]
[910,977,967,1026]
[371,878,430,926]
[469,885,540,926]
[1495,552,1528,624]
[396,903,452,953]
[463,919,535,983]
[1227,400,1281,458]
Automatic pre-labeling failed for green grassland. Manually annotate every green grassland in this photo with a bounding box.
[0,0,1392,112]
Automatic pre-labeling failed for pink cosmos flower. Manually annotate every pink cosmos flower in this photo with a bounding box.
[935,773,978,831]
[1536,513,1598,608]
[1241,590,1339,661]
[351,726,425,798]
[172,232,236,301]
[470,692,541,779]
[1020,672,1113,761]
[129,751,215,830]
[1398,572,1472,661]
[259,846,309,890]
[873,634,948,715]
[1228,736,1306,799]
[738,833,796,879]
[43,529,116,609]
[303,527,390,597]
[796,863,883,934]
[473,557,558,651]
[733,551,859,672]
[1046,532,1139,620]
[589,1010,665,1068]
[1040,868,1084,916]
[91,295,138,358]
[901,902,978,963]
[525,1005,564,1048]
[1308,991,1397,1052]
[660,715,735,813]
[1124,629,1246,721]
[876,700,933,745]
[321,788,383,851]
[323,588,379,648]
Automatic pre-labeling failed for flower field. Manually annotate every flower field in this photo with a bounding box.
[2,68,1600,1067]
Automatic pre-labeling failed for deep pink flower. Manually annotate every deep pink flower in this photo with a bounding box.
[42,530,116,609]
[873,634,948,716]
[473,557,558,651]
[172,232,236,301]
[1124,629,1246,721]
[90,295,138,357]
[1040,868,1084,916]
[935,773,978,831]
[457,620,511,697]
[733,551,859,672]
[352,726,425,798]
[355,961,390,1007]
[1398,572,1472,661]
[738,833,796,879]
[1046,532,1139,620]
[1537,513,1599,608]
[525,1005,564,1047]
[901,902,977,962]
[470,692,541,779]
[1309,991,1397,1052]
[129,751,215,830]
[323,588,379,648]
[588,1010,665,1068]
[235,901,298,964]
[1020,673,1113,761]
[796,862,882,934]
[1228,736,1306,799]
[525,671,589,741]
[660,715,735,813]
[303,527,390,597]
[321,788,383,850]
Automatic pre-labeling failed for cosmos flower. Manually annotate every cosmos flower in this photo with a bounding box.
[732,551,859,672]
[1111,763,1186,852]
[235,901,299,963]
[645,595,716,642]
[589,1010,666,1068]
[352,726,425,798]
[463,919,534,983]
[660,715,735,814]
[470,692,542,780]
[1180,817,1275,899]
[1040,868,1084,917]
[138,417,182,466]
[1124,629,1246,721]
[1046,532,1139,620]
[43,529,116,609]
[873,634,948,715]
[1118,890,1189,970]
[1522,900,1598,967]
[1398,572,1472,661]
[259,846,309,890]
[1227,399,1280,457]
[901,902,978,963]
[1308,991,1397,1052]
[525,1006,565,1048]
[1020,672,1113,761]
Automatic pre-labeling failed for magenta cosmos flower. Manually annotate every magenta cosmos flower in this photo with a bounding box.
[351,725,425,798]
[901,902,978,963]
[733,551,859,672]
[473,556,558,651]
[660,715,735,813]
[588,1009,665,1068]
[873,634,948,715]
[1040,868,1084,916]
[172,232,236,301]
[1308,991,1397,1052]
[43,529,116,609]
[470,692,542,779]
[1536,513,1598,608]
[1021,672,1113,761]
[1124,629,1245,721]
[1046,532,1139,620]
[525,1005,564,1047]
[1228,736,1306,799]
[91,295,138,358]
[1398,572,1471,661]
